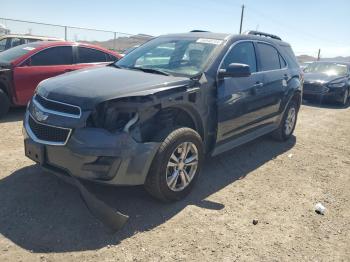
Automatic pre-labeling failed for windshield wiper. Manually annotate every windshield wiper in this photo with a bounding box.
[128,67,170,76]
[110,63,122,68]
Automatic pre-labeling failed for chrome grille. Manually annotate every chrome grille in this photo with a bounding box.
[27,114,71,145]
[34,94,81,118]
[303,83,328,94]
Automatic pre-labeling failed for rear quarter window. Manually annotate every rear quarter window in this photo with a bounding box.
[77,47,108,63]
[107,53,118,62]
[280,45,299,69]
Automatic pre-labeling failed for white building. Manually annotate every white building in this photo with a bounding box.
[0,24,10,35]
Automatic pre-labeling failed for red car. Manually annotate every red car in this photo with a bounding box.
[0,41,122,117]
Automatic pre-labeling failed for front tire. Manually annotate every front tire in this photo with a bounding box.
[271,100,298,141]
[145,127,204,202]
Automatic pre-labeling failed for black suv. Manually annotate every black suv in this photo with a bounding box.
[23,31,302,202]
[303,61,350,106]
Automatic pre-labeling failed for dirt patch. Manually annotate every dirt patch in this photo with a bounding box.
[0,102,349,261]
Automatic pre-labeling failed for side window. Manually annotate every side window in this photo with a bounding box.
[77,47,107,63]
[0,39,6,51]
[221,42,257,73]
[257,43,281,71]
[30,46,73,66]
[10,38,22,48]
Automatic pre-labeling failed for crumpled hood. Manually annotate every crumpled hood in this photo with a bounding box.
[37,66,190,110]
[304,72,345,84]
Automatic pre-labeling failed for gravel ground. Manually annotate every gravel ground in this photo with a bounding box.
[0,101,349,262]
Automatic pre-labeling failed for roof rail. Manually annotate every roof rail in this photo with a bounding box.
[244,30,282,41]
[190,30,210,33]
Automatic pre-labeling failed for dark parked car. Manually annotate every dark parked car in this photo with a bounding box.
[23,31,302,202]
[303,61,350,106]
[0,41,121,117]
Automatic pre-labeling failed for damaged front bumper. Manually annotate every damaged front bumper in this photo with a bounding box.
[23,111,160,186]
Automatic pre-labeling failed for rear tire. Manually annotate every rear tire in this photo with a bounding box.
[0,89,10,119]
[145,127,204,202]
[271,100,298,141]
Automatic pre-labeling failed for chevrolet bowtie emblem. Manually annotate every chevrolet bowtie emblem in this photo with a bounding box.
[33,106,48,122]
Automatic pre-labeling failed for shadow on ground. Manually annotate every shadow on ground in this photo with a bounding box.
[0,107,26,123]
[0,136,295,253]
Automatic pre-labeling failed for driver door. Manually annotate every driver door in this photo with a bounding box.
[216,41,265,145]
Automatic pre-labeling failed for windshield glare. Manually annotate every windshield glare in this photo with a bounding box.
[116,37,222,77]
[305,63,348,76]
[0,43,39,63]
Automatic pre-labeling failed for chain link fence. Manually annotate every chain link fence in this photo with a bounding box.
[0,18,153,53]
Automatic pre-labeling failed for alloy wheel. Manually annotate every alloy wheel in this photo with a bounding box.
[285,107,296,136]
[166,142,199,192]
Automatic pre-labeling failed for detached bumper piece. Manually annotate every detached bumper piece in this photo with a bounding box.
[23,111,160,232]
[24,135,129,232]
[62,171,128,233]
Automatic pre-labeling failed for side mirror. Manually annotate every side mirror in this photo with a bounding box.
[218,63,251,78]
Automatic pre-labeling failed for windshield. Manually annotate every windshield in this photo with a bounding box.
[0,42,40,63]
[116,37,223,77]
[304,62,348,76]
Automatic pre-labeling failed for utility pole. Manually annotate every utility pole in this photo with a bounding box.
[317,49,321,61]
[239,4,245,34]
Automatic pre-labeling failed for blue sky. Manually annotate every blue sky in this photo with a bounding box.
[1,0,350,57]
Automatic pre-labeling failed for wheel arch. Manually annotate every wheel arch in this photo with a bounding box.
[156,104,205,142]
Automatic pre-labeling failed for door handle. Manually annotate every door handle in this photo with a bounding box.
[251,82,263,95]
[253,82,264,88]
[283,74,289,80]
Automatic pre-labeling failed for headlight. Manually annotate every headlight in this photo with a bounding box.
[328,81,346,88]
[88,100,138,132]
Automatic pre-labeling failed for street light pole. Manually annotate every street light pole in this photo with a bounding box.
[317,49,321,61]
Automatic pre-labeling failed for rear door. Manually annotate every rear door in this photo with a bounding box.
[13,46,74,105]
[216,41,265,143]
[255,42,288,119]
